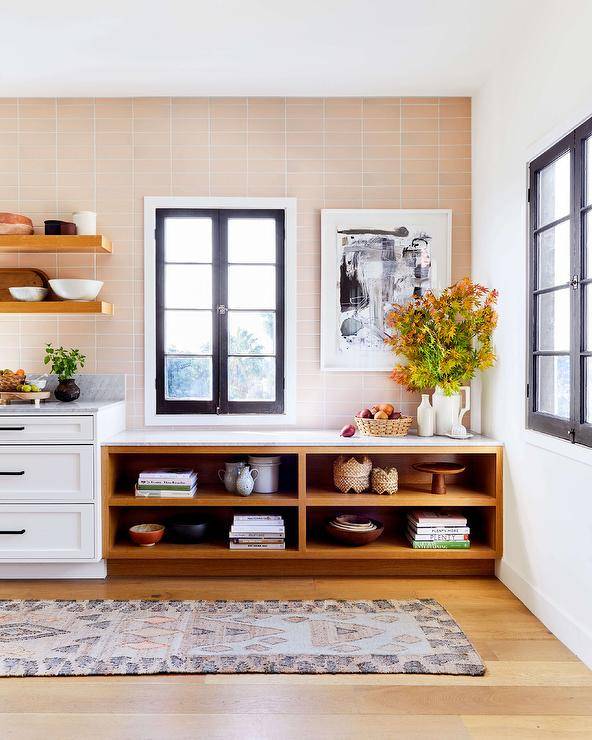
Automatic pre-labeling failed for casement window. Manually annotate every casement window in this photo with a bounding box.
[145,198,296,426]
[528,115,592,447]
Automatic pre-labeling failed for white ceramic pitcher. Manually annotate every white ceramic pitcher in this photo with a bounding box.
[432,385,470,436]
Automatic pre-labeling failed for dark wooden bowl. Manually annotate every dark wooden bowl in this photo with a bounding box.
[325,518,384,547]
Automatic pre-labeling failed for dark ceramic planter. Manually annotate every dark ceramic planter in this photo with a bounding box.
[54,378,80,402]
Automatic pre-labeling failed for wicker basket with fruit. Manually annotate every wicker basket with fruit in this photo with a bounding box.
[0,369,26,392]
[354,403,413,437]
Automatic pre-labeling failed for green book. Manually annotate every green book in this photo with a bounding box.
[408,539,471,549]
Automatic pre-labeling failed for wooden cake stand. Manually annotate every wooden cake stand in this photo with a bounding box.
[412,462,466,495]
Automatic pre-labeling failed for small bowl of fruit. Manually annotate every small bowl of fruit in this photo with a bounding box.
[349,403,413,437]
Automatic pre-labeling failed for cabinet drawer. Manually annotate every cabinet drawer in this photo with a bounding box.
[0,445,93,502]
[0,504,94,560]
[0,415,94,442]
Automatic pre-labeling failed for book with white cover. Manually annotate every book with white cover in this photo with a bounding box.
[408,510,467,527]
[135,485,197,498]
[229,530,285,538]
[408,524,470,535]
[139,468,196,483]
[233,515,283,522]
[229,543,285,550]
[406,528,469,542]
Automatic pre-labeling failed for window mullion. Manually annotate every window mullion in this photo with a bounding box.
[217,211,229,414]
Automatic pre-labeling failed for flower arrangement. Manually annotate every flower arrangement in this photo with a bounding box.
[385,278,498,396]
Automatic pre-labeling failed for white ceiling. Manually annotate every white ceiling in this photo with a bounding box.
[1,0,536,97]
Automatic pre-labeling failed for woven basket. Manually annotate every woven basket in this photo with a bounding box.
[354,415,413,437]
[371,466,399,495]
[333,455,372,494]
[0,373,23,392]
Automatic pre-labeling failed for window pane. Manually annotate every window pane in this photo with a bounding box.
[165,264,212,309]
[165,218,212,263]
[536,220,570,289]
[536,355,570,418]
[586,357,592,424]
[228,357,275,401]
[536,289,570,351]
[228,265,276,309]
[586,211,592,279]
[228,218,276,263]
[587,285,592,351]
[228,311,275,355]
[586,138,592,207]
[165,310,212,354]
[165,356,212,400]
[538,151,570,228]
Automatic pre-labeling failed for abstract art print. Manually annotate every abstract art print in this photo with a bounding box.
[321,209,451,371]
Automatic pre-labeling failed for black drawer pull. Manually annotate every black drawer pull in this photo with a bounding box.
[0,471,25,476]
[0,427,25,431]
[0,529,25,535]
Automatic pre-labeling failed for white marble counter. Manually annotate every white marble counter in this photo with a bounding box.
[104,429,502,447]
[0,400,125,415]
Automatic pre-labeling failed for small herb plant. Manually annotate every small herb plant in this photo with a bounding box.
[43,343,86,381]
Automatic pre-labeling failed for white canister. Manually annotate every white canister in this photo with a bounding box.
[73,211,97,235]
[248,455,281,493]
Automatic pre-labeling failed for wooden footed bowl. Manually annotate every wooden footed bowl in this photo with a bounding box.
[412,462,466,495]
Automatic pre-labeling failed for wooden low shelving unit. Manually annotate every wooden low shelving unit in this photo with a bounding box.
[0,300,113,315]
[102,441,503,577]
[0,234,112,253]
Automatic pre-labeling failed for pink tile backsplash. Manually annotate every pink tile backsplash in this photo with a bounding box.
[0,97,471,430]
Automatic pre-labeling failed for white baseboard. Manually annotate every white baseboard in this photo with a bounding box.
[0,561,107,580]
[497,560,592,669]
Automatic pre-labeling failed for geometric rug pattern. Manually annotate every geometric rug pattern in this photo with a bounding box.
[0,598,485,676]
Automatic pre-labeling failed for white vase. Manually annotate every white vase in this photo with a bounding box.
[432,385,470,436]
[416,394,434,437]
[235,466,259,497]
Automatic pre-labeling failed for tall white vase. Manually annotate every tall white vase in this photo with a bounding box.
[432,385,470,435]
[416,394,434,437]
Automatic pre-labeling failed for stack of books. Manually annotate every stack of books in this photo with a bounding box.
[135,468,197,498]
[406,510,470,549]
[229,514,285,550]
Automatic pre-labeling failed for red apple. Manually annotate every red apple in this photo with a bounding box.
[357,408,372,418]
[340,424,356,437]
[389,410,402,419]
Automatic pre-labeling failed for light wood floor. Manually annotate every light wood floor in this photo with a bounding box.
[0,576,590,740]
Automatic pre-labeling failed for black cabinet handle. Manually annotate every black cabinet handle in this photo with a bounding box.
[0,471,25,476]
[0,427,25,431]
[0,529,25,535]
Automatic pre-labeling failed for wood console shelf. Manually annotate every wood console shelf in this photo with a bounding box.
[102,439,503,577]
[0,234,112,253]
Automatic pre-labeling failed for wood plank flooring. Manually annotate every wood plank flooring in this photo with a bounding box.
[0,576,590,739]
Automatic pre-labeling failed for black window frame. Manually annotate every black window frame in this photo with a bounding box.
[155,207,285,416]
[528,115,592,447]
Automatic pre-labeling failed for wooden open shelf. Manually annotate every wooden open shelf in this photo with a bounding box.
[0,301,113,315]
[0,234,112,253]
[102,443,503,576]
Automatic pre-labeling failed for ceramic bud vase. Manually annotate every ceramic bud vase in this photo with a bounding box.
[235,466,259,497]
[217,461,246,492]
[416,394,434,437]
[54,378,80,402]
[432,385,470,436]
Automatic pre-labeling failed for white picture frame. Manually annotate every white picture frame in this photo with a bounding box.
[320,208,452,372]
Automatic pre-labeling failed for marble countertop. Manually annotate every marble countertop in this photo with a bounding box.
[0,399,125,414]
[104,429,502,447]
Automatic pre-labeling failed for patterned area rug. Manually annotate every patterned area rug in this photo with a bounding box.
[0,598,484,676]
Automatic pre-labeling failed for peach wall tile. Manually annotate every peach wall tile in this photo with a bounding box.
[3,95,471,429]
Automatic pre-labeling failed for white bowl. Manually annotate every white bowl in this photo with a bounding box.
[8,286,48,302]
[49,279,103,301]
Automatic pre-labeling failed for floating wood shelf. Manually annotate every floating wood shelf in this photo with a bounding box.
[102,444,503,576]
[0,301,113,315]
[0,235,112,253]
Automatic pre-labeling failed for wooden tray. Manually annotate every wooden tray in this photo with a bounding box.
[0,268,50,301]
[0,391,51,406]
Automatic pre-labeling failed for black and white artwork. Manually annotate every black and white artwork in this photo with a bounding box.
[321,210,451,371]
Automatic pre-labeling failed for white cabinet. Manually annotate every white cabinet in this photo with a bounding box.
[0,445,94,502]
[0,415,94,442]
[0,505,94,560]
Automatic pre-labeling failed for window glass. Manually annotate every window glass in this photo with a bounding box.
[228,357,275,401]
[228,265,276,309]
[165,265,212,309]
[165,217,212,263]
[165,310,212,355]
[536,289,570,351]
[228,311,275,355]
[536,220,570,289]
[228,218,276,263]
[165,356,212,400]
[538,151,570,228]
[536,355,570,418]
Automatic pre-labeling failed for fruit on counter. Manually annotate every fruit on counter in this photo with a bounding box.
[2,368,25,376]
[16,383,40,393]
[340,424,356,437]
[356,408,373,418]
[371,403,394,416]
[356,402,403,421]
[373,410,389,420]
[389,410,401,419]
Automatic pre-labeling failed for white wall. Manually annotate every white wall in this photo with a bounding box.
[473,0,592,667]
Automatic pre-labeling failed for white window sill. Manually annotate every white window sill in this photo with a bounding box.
[525,428,592,467]
[145,412,296,427]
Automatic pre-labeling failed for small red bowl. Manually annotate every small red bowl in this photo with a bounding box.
[129,523,165,547]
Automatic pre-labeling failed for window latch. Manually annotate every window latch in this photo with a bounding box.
[568,428,575,442]
[216,305,227,315]
[570,275,579,289]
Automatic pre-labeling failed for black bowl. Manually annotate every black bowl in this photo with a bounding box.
[166,517,209,544]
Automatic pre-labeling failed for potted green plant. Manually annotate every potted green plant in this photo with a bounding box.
[43,343,86,402]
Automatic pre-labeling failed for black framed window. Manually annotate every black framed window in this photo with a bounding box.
[155,208,285,415]
[528,115,592,447]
